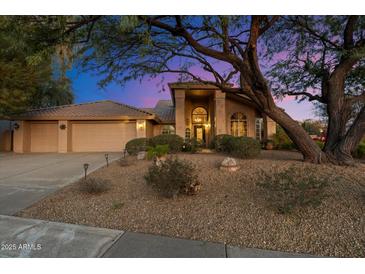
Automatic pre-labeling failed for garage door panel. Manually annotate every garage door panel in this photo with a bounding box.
[30,122,58,152]
[71,122,136,152]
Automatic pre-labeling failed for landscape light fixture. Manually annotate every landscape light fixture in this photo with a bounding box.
[83,163,89,180]
[105,153,109,167]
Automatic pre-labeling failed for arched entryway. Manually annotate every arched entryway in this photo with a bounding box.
[192,107,208,143]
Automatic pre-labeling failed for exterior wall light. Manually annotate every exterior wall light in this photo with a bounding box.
[59,124,66,130]
[13,123,20,130]
[138,121,145,130]
[205,122,211,129]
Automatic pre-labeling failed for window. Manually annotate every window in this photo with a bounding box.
[185,128,191,140]
[192,107,208,124]
[162,125,175,135]
[255,118,264,141]
[231,112,247,137]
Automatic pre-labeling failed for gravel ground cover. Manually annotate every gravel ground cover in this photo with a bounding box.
[18,151,365,257]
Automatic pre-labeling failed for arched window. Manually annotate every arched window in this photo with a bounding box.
[231,112,247,137]
[162,125,175,135]
[192,107,208,124]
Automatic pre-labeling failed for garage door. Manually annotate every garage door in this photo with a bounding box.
[71,121,136,152]
[30,122,58,152]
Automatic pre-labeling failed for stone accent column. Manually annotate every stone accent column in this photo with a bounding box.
[13,121,30,153]
[58,120,69,153]
[136,120,147,138]
[175,89,186,138]
[214,90,226,135]
[263,114,276,140]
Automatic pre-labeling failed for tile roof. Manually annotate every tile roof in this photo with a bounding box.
[15,100,155,120]
[148,100,175,123]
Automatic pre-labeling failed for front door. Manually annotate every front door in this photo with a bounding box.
[194,125,205,144]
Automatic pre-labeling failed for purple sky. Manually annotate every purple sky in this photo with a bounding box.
[69,68,317,121]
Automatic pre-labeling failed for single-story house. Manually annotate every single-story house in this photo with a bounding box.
[2,82,276,153]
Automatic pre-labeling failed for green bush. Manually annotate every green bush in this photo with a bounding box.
[273,125,297,150]
[125,138,149,155]
[182,138,201,153]
[79,178,111,194]
[147,144,169,160]
[257,166,329,214]
[144,157,200,198]
[353,142,365,159]
[230,137,261,158]
[149,134,184,153]
[212,134,232,152]
[216,135,261,158]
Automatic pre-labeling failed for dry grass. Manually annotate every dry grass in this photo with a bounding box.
[17,151,365,257]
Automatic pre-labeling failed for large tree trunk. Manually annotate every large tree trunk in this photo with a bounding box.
[265,107,326,163]
[325,106,365,165]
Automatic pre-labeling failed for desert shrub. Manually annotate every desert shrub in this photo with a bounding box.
[182,138,201,153]
[231,137,261,158]
[149,134,184,153]
[125,138,149,155]
[353,142,365,159]
[79,178,111,194]
[257,166,330,214]
[217,135,261,158]
[212,134,232,152]
[273,125,297,150]
[111,201,124,210]
[147,144,169,160]
[144,157,200,198]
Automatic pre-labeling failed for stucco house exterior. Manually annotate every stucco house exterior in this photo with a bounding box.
[2,82,276,153]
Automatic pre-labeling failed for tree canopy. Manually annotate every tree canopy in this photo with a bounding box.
[3,15,364,165]
[0,16,74,118]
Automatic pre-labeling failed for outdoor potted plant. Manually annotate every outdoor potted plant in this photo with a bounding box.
[265,139,274,150]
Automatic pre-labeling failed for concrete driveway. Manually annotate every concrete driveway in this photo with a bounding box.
[0,152,120,215]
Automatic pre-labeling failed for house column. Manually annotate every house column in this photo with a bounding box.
[13,121,30,153]
[263,114,276,140]
[136,120,147,138]
[175,89,186,138]
[58,120,70,153]
[214,90,226,135]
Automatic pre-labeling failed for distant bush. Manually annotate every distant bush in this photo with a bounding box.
[149,134,184,153]
[147,144,169,160]
[144,157,200,198]
[315,140,325,149]
[79,178,111,194]
[353,142,365,159]
[182,138,201,153]
[257,166,330,214]
[273,126,297,150]
[125,138,149,155]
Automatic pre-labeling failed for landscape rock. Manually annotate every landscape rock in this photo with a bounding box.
[220,157,239,172]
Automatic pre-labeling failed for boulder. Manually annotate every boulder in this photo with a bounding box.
[137,151,146,160]
[220,157,239,172]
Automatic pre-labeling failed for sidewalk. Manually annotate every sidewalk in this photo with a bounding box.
[0,215,317,258]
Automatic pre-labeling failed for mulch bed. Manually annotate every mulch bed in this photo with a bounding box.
[17,151,365,257]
